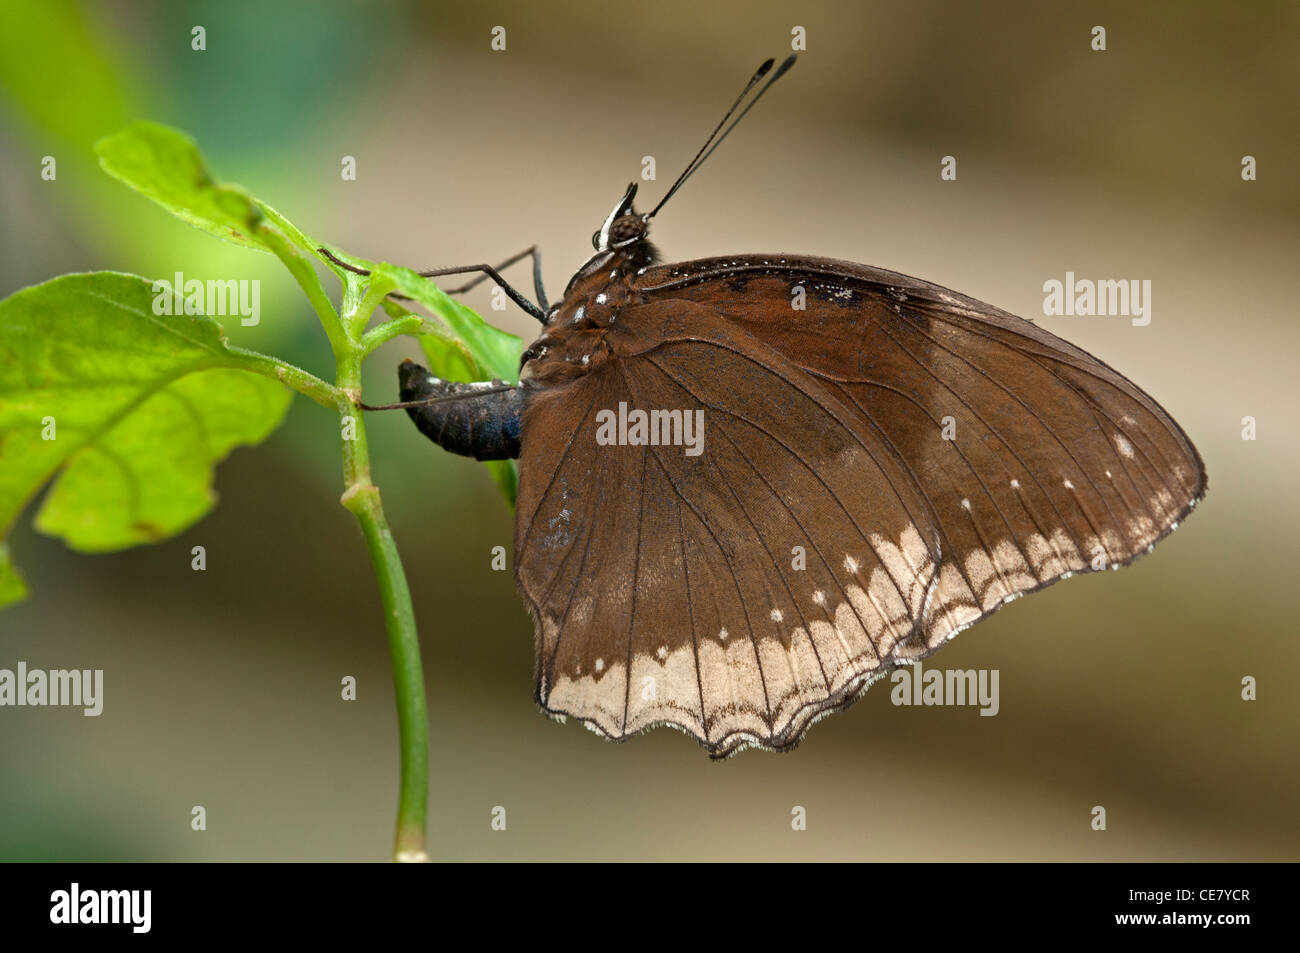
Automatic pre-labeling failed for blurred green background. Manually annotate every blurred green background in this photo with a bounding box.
[1,0,1296,860]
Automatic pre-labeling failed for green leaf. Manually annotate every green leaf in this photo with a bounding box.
[95,121,316,255]
[0,273,293,600]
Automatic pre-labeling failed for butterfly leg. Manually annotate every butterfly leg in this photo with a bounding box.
[317,246,547,322]
[395,359,527,460]
[438,245,549,314]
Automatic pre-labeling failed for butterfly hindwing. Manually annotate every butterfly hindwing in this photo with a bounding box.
[516,300,949,755]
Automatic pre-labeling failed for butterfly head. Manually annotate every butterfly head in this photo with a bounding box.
[592,182,651,253]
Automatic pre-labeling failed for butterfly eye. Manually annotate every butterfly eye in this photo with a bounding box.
[591,231,601,250]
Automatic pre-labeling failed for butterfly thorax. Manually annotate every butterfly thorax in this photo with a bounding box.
[521,243,652,386]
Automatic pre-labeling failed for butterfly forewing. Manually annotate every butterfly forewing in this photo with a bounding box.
[633,257,1206,648]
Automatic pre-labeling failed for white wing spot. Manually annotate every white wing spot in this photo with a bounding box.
[656,645,667,660]
[718,627,729,641]
[812,590,827,606]
[770,608,784,622]
[595,293,607,304]
[960,498,972,511]
[1063,478,1075,489]
[1010,478,1021,490]
[844,555,859,573]
[594,658,605,673]
[1115,434,1135,458]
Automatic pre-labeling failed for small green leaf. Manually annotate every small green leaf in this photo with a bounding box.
[414,316,482,384]
[95,121,315,254]
[483,460,519,508]
[0,273,293,594]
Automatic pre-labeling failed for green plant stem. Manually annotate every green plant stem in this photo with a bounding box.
[225,346,342,410]
[356,500,426,859]
[335,329,428,861]
[345,277,394,337]
[360,314,424,355]
[258,223,351,356]
[262,217,429,860]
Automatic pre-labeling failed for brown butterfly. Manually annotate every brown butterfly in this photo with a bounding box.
[330,56,1206,757]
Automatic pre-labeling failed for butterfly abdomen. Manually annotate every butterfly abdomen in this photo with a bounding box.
[397,359,527,460]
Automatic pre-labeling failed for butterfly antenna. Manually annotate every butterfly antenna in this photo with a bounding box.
[692,55,797,174]
[649,54,797,220]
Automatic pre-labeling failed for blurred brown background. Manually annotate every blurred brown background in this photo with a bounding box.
[0,0,1296,860]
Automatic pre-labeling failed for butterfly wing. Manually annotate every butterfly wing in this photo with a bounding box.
[515,257,1205,756]
[633,257,1207,644]
[515,300,950,756]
